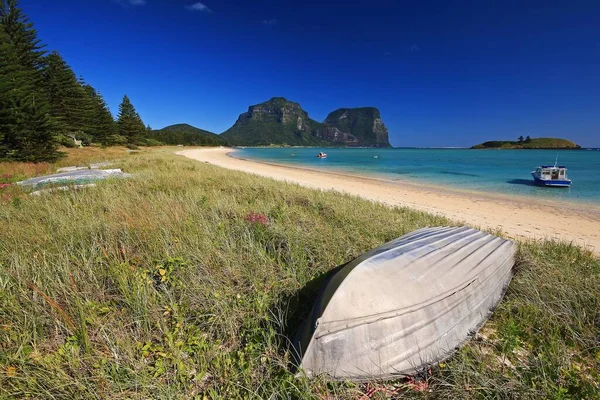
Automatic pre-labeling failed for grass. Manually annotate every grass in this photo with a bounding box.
[0,146,140,202]
[0,147,598,399]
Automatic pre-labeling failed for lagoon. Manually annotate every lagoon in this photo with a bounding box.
[233,148,600,205]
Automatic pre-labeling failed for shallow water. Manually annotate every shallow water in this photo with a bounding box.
[232,148,600,205]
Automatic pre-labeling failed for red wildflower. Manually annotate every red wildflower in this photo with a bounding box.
[244,212,269,225]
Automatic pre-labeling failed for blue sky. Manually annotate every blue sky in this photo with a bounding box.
[22,0,600,147]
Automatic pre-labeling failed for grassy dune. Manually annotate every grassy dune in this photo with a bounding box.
[0,147,598,399]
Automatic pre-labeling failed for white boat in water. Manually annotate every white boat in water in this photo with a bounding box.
[294,226,515,380]
[531,165,572,187]
[316,152,327,158]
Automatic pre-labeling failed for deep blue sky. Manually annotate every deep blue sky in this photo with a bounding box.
[22,0,600,147]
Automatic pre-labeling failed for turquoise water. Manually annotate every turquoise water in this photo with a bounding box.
[232,148,600,205]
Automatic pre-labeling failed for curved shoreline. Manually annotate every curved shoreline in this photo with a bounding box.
[227,152,600,212]
[177,147,600,255]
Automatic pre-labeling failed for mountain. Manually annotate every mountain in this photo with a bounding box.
[150,124,227,146]
[320,107,390,147]
[471,137,580,149]
[221,97,391,147]
[221,97,326,146]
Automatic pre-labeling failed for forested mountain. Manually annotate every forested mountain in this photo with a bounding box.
[150,124,227,146]
[221,97,391,147]
[221,97,328,146]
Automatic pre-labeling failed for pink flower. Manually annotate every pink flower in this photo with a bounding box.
[244,212,269,225]
[0,183,12,189]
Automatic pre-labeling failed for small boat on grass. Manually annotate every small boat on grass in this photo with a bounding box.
[294,226,515,381]
[316,152,327,159]
[531,165,571,187]
[18,169,131,190]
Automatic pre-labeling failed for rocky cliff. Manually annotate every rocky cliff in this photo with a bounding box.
[323,107,390,147]
[221,98,326,146]
[221,97,392,147]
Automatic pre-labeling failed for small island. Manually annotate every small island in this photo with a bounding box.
[471,136,580,149]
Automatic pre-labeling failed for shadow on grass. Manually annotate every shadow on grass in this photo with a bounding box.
[276,262,350,369]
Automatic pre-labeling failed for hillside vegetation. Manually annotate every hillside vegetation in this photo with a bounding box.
[149,124,227,146]
[221,98,327,146]
[0,147,598,399]
[472,137,580,149]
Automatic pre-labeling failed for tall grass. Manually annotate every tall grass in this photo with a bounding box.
[0,148,598,399]
[0,146,138,205]
[0,146,133,182]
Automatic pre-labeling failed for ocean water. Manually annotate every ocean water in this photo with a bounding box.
[232,148,600,205]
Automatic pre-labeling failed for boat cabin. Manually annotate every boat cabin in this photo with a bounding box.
[534,165,568,181]
[531,165,571,187]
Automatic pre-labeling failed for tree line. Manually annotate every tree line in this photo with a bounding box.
[0,0,149,162]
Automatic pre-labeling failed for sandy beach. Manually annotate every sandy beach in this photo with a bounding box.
[178,147,600,254]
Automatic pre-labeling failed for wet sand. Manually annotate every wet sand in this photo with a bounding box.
[178,147,600,255]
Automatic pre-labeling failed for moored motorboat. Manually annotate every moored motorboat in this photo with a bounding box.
[294,226,515,380]
[316,152,327,158]
[531,165,571,187]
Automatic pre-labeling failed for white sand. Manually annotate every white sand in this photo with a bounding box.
[178,147,600,254]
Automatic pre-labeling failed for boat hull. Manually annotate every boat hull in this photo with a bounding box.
[295,226,515,380]
[531,174,571,187]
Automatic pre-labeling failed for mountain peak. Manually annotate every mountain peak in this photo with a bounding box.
[266,96,290,103]
[151,123,226,146]
[221,98,391,147]
[323,107,390,147]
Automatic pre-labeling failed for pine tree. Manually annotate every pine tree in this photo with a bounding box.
[117,95,145,144]
[82,84,116,145]
[0,29,11,156]
[0,0,45,78]
[518,135,524,143]
[0,0,59,161]
[43,51,91,139]
[525,135,531,143]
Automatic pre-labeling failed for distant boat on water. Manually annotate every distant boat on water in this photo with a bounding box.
[531,165,572,187]
[316,152,327,159]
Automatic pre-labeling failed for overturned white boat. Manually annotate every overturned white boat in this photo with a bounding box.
[294,226,515,380]
[18,169,130,190]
